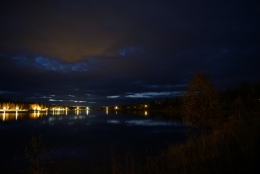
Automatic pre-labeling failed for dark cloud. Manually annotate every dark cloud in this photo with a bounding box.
[0,0,260,106]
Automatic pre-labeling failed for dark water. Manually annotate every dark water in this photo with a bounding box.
[0,110,187,170]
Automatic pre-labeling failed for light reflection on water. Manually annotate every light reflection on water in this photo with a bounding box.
[1,111,48,121]
[0,110,183,128]
[0,110,91,122]
[0,110,167,127]
[0,110,82,122]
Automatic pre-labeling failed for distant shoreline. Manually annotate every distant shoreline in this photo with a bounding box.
[0,110,48,113]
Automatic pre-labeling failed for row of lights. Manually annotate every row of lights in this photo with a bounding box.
[106,105,148,110]
[1,107,50,111]
[75,107,89,110]
[1,107,89,111]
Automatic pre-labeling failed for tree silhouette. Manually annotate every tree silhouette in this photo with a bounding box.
[182,71,221,145]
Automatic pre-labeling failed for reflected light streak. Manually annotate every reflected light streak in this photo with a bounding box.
[144,111,148,116]
[106,107,108,115]
[57,108,60,115]
[3,112,5,121]
[16,111,18,120]
[86,110,89,115]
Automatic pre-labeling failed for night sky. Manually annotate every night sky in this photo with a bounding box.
[0,0,260,107]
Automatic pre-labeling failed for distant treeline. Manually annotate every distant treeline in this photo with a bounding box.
[0,98,47,110]
[221,81,260,111]
[118,81,260,112]
[0,98,61,110]
[0,98,84,111]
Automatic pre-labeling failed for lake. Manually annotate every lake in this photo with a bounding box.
[0,110,187,172]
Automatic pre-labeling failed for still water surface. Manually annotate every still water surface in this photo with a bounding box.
[0,110,187,168]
